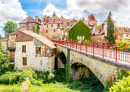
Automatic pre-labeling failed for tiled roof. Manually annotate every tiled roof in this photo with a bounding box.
[88,14,97,21]
[116,27,124,34]
[21,31,56,49]
[19,16,41,24]
[1,33,10,42]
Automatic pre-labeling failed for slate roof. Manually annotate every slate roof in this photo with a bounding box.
[19,16,41,24]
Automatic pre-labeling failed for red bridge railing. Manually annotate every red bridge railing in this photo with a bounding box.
[52,40,130,63]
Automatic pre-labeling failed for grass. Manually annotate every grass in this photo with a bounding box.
[0,69,104,92]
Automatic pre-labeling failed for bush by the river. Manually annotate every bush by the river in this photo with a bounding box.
[109,72,130,92]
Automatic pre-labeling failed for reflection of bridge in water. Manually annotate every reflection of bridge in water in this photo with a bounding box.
[53,40,130,86]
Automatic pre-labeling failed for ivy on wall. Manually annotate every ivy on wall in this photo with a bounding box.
[66,49,70,82]
[67,20,91,41]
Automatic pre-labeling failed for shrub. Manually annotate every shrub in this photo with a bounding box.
[110,73,130,92]
[35,71,54,83]
[53,68,66,82]
[111,41,130,51]
[0,85,22,92]
[0,50,10,75]
[0,71,21,84]
[0,69,40,86]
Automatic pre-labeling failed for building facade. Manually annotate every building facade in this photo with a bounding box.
[19,16,41,31]
[1,30,56,72]
[40,12,97,40]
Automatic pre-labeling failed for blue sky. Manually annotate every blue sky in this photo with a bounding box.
[0,0,130,36]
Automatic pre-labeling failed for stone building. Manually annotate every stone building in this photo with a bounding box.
[19,16,41,31]
[40,12,97,40]
[1,30,56,72]
[91,18,130,43]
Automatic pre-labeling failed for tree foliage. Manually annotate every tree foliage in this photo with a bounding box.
[3,21,18,34]
[110,72,130,92]
[33,24,40,34]
[66,49,70,82]
[106,12,115,43]
[36,24,40,34]
[67,20,91,41]
[0,49,10,75]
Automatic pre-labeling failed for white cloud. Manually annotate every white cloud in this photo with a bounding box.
[42,0,130,27]
[0,0,27,22]
[0,0,27,36]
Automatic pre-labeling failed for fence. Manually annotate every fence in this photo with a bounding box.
[52,40,130,63]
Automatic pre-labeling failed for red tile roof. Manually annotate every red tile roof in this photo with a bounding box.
[1,33,10,42]
[88,14,97,21]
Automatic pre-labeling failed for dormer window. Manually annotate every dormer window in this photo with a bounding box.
[53,20,56,22]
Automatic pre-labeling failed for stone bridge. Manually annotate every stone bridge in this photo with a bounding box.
[56,44,130,86]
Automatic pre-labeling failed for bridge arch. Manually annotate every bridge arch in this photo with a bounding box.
[70,58,107,86]
[56,45,126,86]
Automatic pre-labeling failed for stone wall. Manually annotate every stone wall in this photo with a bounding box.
[15,40,55,72]
[20,23,36,31]
[58,46,129,86]
[1,42,7,52]
[8,35,16,48]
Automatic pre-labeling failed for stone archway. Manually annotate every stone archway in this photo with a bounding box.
[70,62,90,80]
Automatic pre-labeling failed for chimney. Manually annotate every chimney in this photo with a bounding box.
[35,16,39,22]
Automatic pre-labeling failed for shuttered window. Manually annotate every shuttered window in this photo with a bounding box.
[23,57,27,66]
[22,45,26,53]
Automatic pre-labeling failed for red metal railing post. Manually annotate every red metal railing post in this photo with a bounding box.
[76,42,77,50]
[116,47,117,61]
[86,43,87,53]
[93,43,94,56]
[80,44,81,51]
[102,43,104,58]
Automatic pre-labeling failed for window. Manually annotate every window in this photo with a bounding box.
[51,24,53,27]
[47,25,48,28]
[23,57,27,66]
[36,47,41,54]
[46,30,48,33]
[47,48,50,53]
[40,60,42,65]
[53,20,55,22]
[22,45,26,53]
[54,29,56,33]
[58,24,60,27]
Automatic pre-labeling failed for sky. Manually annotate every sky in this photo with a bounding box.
[0,0,130,36]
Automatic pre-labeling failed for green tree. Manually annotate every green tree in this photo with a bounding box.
[0,34,3,39]
[36,24,40,34]
[0,50,10,75]
[33,24,40,34]
[33,27,36,33]
[106,12,115,43]
[3,21,18,34]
